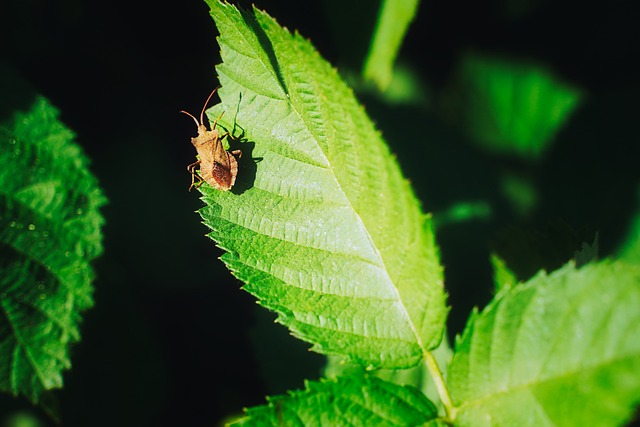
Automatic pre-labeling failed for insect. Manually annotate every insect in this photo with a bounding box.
[181,88,242,191]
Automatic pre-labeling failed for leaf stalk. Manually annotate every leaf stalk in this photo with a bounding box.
[424,349,456,422]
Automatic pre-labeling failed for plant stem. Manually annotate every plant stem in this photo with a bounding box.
[424,349,456,421]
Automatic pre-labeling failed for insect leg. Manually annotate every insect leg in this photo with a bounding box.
[211,111,225,129]
[187,160,203,191]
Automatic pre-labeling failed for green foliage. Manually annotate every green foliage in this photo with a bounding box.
[192,2,640,426]
[1,0,638,424]
[490,254,517,293]
[450,261,640,426]
[447,53,583,160]
[200,0,448,369]
[432,201,492,229]
[617,186,640,264]
[0,93,105,403]
[324,337,454,415]
[230,372,442,427]
[362,0,422,90]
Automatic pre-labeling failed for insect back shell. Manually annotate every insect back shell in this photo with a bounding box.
[181,88,242,191]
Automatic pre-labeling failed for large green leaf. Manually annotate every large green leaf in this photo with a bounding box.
[197,0,447,369]
[230,373,442,426]
[0,92,105,403]
[449,261,640,426]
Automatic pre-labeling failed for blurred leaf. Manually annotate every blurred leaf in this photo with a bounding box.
[348,62,430,107]
[617,185,640,264]
[490,254,517,294]
[497,0,541,20]
[447,53,583,160]
[198,0,448,369]
[1,411,44,427]
[499,171,538,217]
[0,92,105,403]
[363,0,421,91]
[449,260,640,426]
[230,373,442,426]
[573,233,599,267]
[432,201,491,229]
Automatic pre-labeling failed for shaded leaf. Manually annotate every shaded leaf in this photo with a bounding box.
[230,373,442,426]
[324,336,453,415]
[0,91,105,403]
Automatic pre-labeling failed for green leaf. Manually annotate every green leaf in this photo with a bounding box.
[0,93,106,403]
[490,254,517,294]
[499,171,539,217]
[617,184,640,264]
[230,373,442,426]
[448,53,583,160]
[449,261,640,426]
[431,201,491,229]
[325,336,454,415]
[198,0,448,369]
[362,0,422,91]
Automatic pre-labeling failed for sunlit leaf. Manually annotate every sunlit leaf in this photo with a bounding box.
[197,0,448,369]
[450,261,640,426]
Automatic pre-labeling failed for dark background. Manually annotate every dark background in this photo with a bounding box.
[1,0,639,425]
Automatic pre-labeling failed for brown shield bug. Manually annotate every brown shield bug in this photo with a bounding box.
[181,88,242,191]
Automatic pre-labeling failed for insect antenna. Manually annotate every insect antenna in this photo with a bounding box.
[179,86,220,127]
[199,87,219,125]
[179,109,200,127]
